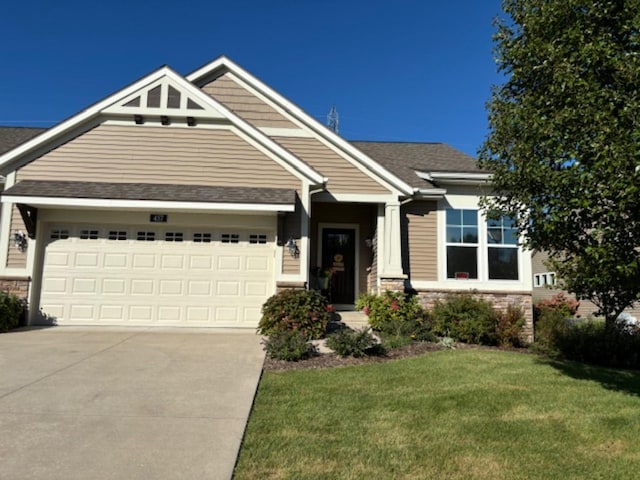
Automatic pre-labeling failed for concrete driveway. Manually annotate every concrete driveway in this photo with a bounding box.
[0,327,265,480]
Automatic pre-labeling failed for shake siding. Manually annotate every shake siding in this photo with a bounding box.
[277,137,390,194]
[17,124,300,189]
[6,205,27,268]
[202,74,297,129]
[402,201,437,281]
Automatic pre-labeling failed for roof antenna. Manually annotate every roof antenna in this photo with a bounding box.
[327,105,339,134]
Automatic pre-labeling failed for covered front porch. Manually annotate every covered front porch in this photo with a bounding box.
[308,200,405,307]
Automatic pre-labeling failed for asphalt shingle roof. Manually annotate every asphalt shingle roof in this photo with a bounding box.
[2,180,297,206]
[0,127,46,155]
[350,141,488,189]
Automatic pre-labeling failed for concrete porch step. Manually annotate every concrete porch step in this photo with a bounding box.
[335,310,370,330]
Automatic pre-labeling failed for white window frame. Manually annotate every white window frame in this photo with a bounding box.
[438,198,523,286]
[445,208,479,280]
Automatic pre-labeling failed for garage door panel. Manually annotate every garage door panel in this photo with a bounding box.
[72,278,97,294]
[160,280,183,295]
[133,254,156,269]
[131,279,155,295]
[40,223,275,327]
[104,253,128,268]
[46,252,70,266]
[75,252,100,268]
[129,305,154,322]
[216,281,240,296]
[187,281,211,296]
[158,306,181,322]
[218,256,241,271]
[161,255,184,269]
[246,256,270,271]
[103,279,126,295]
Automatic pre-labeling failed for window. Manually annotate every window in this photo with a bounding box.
[249,234,267,244]
[446,209,478,279]
[50,229,70,240]
[193,233,212,243]
[165,232,184,242]
[108,231,127,241]
[534,272,556,287]
[80,229,99,240]
[221,233,240,244]
[487,216,519,280]
[137,231,155,241]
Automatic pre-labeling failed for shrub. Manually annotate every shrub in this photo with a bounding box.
[262,330,317,361]
[356,291,428,339]
[0,291,24,332]
[431,293,500,345]
[534,293,579,352]
[258,289,330,340]
[496,304,526,347]
[326,328,383,358]
[554,319,640,369]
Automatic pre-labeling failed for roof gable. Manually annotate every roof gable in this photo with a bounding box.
[187,56,416,196]
[0,65,324,185]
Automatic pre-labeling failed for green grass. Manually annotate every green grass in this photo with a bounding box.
[234,350,640,479]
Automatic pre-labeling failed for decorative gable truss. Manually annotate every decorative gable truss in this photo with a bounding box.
[102,71,229,125]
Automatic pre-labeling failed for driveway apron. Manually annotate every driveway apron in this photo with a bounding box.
[0,327,265,480]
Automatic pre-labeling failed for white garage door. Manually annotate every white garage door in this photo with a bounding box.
[39,224,275,327]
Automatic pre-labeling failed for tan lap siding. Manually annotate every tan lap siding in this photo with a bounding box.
[281,196,302,275]
[18,124,300,189]
[402,201,437,281]
[277,137,390,195]
[6,205,27,268]
[202,73,298,129]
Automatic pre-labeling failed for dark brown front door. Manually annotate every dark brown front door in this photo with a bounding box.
[322,228,356,304]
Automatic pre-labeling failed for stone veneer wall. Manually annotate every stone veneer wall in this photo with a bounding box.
[276,281,306,293]
[0,277,30,299]
[414,289,534,344]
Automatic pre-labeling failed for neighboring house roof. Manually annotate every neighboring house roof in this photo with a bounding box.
[2,180,296,206]
[350,141,488,190]
[0,127,46,155]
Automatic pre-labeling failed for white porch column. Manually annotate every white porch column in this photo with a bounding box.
[380,201,405,277]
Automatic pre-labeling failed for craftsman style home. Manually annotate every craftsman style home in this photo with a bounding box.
[0,56,533,335]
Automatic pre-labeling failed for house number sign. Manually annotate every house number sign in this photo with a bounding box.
[150,214,168,223]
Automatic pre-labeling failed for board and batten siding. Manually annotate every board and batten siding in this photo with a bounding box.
[17,124,301,189]
[402,201,438,281]
[202,73,298,129]
[277,137,390,195]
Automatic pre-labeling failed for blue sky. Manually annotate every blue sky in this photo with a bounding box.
[1,0,503,156]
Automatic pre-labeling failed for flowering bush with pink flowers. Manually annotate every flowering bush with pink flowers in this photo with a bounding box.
[356,291,431,339]
[258,289,329,340]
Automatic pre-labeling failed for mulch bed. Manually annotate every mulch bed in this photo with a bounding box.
[263,340,532,372]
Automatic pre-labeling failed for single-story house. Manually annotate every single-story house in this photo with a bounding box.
[0,56,533,338]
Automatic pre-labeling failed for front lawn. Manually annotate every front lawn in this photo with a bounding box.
[234,350,640,479]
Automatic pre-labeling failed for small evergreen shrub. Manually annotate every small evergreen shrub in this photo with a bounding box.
[431,293,500,345]
[263,330,317,361]
[496,304,526,347]
[258,289,330,340]
[0,291,24,332]
[326,328,383,358]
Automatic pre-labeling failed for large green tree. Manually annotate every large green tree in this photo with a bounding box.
[479,0,640,325]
